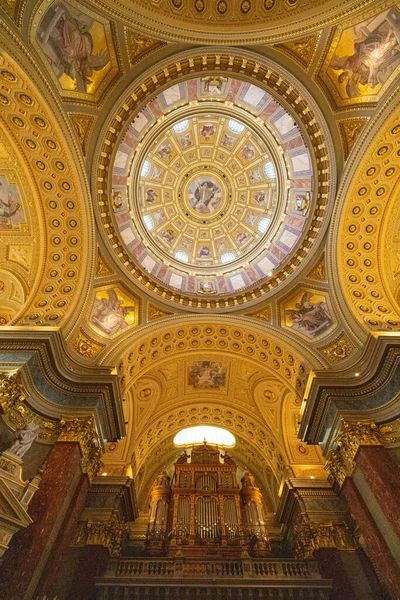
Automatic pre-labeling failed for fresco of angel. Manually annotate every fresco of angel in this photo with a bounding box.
[37,2,110,93]
[285,292,333,338]
[329,7,400,98]
[200,124,216,139]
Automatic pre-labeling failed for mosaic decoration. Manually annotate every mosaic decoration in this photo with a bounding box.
[188,361,226,388]
[35,0,116,97]
[283,290,334,339]
[90,287,137,336]
[322,6,400,105]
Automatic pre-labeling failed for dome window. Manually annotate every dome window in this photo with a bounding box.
[228,119,245,134]
[264,161,276,179]
[173,119,189,133]
[221,252,235,264]
[258,217,271,233]
[143,215,154,230]
[141,160,151,178]
[175,250,189,262]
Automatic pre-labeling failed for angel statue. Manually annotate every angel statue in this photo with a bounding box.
[286,292,332,338]
[91,289,135,335]
[7,423,39,458]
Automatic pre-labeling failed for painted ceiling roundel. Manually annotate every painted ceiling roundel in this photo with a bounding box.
[111,77,316,300]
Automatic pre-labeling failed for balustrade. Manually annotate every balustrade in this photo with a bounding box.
[111,558,316,580]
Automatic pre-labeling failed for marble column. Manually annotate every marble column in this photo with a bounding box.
[32,470,90,599]
[342,477,400,600]
[0,441,85,600]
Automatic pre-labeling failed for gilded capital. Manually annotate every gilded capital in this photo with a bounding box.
[294,518,357,559]
[0,373,26,412]
[58,416,103,480]
[75,518,126,556]
[326,420,389,486]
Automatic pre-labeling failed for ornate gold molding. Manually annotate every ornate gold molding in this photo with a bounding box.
[0,373,59,441]
[325,420,391,486]
[294,518,357,559]
[75,517,126,556]
[58,416,103,480]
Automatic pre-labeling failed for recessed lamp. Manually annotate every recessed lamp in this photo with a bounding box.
[309,476,315,479]
[101,472,108,476]
[355,372,360,377]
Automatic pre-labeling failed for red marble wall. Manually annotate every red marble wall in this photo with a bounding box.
[342,477,400,600]
[355,445,400,540]
[0,442,84,600]
[33,472,90,598]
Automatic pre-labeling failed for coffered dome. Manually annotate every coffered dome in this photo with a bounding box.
[108,73,326,307]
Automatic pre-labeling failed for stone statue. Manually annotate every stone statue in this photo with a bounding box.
[6,423,39,458]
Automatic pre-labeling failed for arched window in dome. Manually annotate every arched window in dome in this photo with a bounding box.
[173,119,189,133]
[258,217,271,233]
[140,160,151,178]
[175,250,189,262]
[221,252,235,264]
[264,161,276,179]
[228,119,245,134]
[174,426,236,448]
[143,215,154,230]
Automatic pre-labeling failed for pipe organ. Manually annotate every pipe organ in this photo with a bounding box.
[146,442,270,558]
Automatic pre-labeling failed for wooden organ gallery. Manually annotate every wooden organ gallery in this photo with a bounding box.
[146,443,270,558]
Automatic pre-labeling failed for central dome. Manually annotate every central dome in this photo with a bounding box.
[108,74,322,304]
[137,115,279,270]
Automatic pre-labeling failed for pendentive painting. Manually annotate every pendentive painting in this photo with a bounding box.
[283,290,334,339]
[90,287,137,336]
[188,361,226,389]
[321,6,400,105]
[35,0,117,98]
[0,175,25,231]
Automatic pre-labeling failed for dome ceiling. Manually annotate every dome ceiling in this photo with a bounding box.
[93,0,374,45]
[110,75,321,304]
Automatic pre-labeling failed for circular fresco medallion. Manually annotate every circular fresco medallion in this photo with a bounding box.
[187,176,223,216]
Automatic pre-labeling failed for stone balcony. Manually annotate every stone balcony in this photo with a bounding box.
[96,557,332,599]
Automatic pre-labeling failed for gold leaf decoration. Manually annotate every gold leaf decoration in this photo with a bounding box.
[69,113,95,155]
[338,118,368,160]
[275,34,318,69]
[306,256,326,282]
[248,306,272,322]
[148,304,172,321]
[96,250,113,277]
[73,329,105,360]
[125,29,166,67]
[319,333,355,364]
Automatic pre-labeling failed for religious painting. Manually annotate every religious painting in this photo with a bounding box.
[0,176,25,230]
[188,361,226,388]
[188,178,223,214]
[283,290,333,339]
[199,124,216,139]
[324,7,400,103]
[36,0,115,96]
[90,287,137,336]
